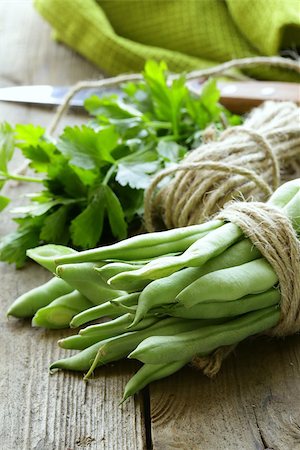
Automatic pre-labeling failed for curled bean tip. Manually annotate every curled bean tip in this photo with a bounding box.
[126,318,140,330]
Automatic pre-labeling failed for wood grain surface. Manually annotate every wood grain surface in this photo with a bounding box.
[1,2,300,450]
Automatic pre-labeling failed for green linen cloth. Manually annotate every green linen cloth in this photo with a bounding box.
[34,0,300,80]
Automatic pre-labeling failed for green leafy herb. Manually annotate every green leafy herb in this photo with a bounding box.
[0,61,242,267]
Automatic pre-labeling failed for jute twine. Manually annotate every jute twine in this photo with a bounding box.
[192,201,300,377]
[144,101,300,231]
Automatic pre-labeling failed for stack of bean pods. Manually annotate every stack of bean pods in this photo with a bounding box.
[8,179,300,401]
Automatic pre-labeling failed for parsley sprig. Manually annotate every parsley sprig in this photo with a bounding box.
[0,61,241,267]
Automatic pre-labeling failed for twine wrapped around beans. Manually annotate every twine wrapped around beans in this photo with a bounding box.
[192,200,300,376]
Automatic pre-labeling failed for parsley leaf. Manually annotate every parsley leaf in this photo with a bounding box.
[84,95,143,119]
[104,185,127,240]
[0,215,44,268]
[116,160,159,190]
[70,186,106,248]
[40,205,70,243]
[0,195,10,212]
[157,141,186,163]
[57,125,118,169]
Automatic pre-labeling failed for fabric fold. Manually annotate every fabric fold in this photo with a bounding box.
[34,0,300,80]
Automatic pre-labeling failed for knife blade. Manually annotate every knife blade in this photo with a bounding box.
[0,81,299,113]
[0,85,119,107]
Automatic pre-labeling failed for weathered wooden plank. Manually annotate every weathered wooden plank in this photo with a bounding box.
[0,2,146,449]
[2,2,300,450]
[149,336,300,450]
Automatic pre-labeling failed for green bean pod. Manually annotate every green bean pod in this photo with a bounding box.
[80,313,158,336]
[97,261,151,293]
[54,220,223,265]
[32,290,93,329]
[177,258,278,308]
[281,191,300,233]
[56,262,126,304]
[129,306,280,364]
[131,238,261,325]
[108,301,137,315]
[50,317,207,373]
[109,222,243,286]
[107,180,300,292]
[59,314,160,350]
[167,288,280,319]
[70,293,140,328]
[27,244,77,272]
[122,359,189,402]
[7,277,73,318]
[268,178,300,209]
[95,262,145,283]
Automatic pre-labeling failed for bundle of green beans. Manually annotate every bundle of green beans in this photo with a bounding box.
[7,179,300,400]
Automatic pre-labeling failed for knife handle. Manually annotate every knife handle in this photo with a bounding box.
[189,80,300,113]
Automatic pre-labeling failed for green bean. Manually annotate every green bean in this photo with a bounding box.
[108,301,137,315]
[108,276,150,293]
[95,262,145,283]
[98,180,300,292]
[177,258,278,308]
[97,261,151,293]
[282,191,300,233]
[129,306,280,364]
[32,291,93,329]
[267,179,300,232]
[268,178,300,209]
[54,220,223,265]
[7,277,73,318]
[122,359,189,402]
[70,292,140,328]
[168,288,280,319]
[56,262,125,304]
[80,313,158,336]
[130,238,261,325]
[59,314,160,350]
[27,244,77,272]
[85,317,211,379]
[58,334,103,350]
[50,317,207,373]
[109,222,243,286]
[61,313,138,349]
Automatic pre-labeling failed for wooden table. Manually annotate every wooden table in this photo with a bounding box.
[1,2,300,449]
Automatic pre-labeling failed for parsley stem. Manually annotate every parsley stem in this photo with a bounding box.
[147,121,172,129]
[102,165,116,185]
[7,173,43,184]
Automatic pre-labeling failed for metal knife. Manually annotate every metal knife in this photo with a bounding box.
[0,85,120,108]
[0,81,299,113]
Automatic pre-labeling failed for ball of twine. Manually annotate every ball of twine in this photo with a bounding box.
[144,101,300,232]
[192,200,300,377]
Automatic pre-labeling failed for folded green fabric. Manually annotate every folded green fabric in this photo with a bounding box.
[34,0,300,80]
